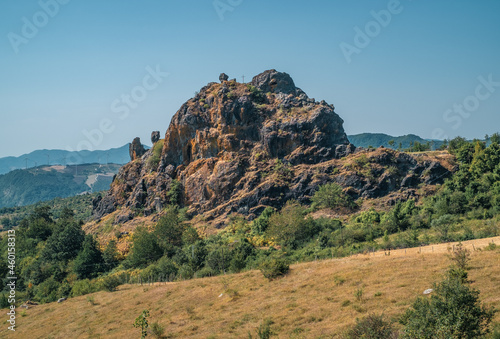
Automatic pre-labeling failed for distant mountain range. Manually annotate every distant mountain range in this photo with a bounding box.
[0,144,132,175]
[347,133,444,150]
[0,163,122,208]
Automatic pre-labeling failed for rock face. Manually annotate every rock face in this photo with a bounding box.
[93,70,453,227]
[129,137,146,161]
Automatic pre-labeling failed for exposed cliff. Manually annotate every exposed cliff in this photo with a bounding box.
[92,70,454,228]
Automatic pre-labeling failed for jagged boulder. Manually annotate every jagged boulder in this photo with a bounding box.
[219,73,229,83]
[250,69,297,95]
[151,131,160,144]
[129,137,146,161]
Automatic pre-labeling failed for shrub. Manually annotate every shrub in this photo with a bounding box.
[86,295,96,305]
[344,314,397,339]
[355,288,364,302]
[266,201,317,248]
[98,275,120,292]
[0,293,9,308]
[71,279,95,297]
[311,183,353,210]
[254,318,274,339]
[485,242,497,251]
[34,277,60,303]
[156,256,178,280]
[178,264,194,280]
[167,179,182,205]
[148,140,164,169]
[400,270,496,338]
[150,321,165,338]
[449,242,471,271]
[259,255,289,280]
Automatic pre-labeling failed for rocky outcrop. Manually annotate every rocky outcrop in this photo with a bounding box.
[129,137,146,161]
[92,70,454,228]
[219,73,229,83]
[151,131,160,144]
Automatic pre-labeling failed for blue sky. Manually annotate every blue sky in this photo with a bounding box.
[1,0,500,158]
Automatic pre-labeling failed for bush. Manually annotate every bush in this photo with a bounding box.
[254,318,274,339]
[400,270,496,338]
[34,277,60,303]
[98,275,121,292]
[344,314,397,339]
[150,321,165,338]
[167,179,182,205]
[266,201,317,248]
[311,183,353,210]
[71,279,96,297]
[259,255,289,280]
[156,256,179,280]
[449,242,471,271]
[148,139,164,169]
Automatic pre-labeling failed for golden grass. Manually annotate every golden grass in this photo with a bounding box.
[5,237,499,338]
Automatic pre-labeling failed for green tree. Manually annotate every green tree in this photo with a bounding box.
[73,235,105,279]
[41,220,85,262]
[0,217,11,229]
[388,140,395,148]
[102,239,119,270]
[344,314,397,339]
[266,201,317,248]
[251,207,275,234]
[154,206,184,256]
[259,254,289,280]
[311,183,353,210]
[401,270,495,338]
[133,309,150,339]
[127,227,163,268]
[491,132,500,145]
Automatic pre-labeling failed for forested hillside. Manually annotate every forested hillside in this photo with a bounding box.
[0,164,120,208]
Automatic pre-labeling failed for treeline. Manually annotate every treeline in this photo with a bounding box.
[1,137,500,306]
[0,192,103,230]
[0,206,121,305]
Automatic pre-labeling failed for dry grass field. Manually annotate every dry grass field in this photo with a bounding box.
[3,236,499,338]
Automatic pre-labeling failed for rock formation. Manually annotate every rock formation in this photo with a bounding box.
[219,73,229,83]
[129,137,146,161]
[151,131,160,144]
[93,70,453,227]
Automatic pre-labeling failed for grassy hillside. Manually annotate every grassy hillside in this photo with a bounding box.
[4,237,499,338]
[348,133,444,150]
[0,163,120,209]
